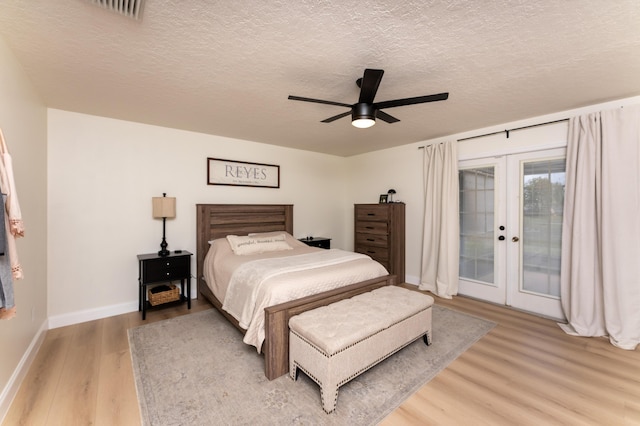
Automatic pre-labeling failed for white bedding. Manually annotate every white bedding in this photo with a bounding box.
[202,233,388,351]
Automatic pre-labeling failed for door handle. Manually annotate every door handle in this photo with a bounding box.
[512,236,520,242]
[498,236,505,241]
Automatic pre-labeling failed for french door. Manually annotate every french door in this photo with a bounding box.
[458,148,566,319]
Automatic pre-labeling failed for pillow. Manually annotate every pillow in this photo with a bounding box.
[226,233,293,255]
[248,231,289,237]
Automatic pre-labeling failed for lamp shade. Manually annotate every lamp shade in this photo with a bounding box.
[152,196,176,218]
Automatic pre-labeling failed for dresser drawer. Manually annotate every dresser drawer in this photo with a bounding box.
[356,205,390,222]
[355,221,388,235]
[355,245,389,263]
[142,255,190,283]
[355,233,388,247]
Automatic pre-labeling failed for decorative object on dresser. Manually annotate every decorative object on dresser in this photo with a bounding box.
[298,236,331,249]
[387,188,396,202]
[152,193,176,257]
[378,194,388,203]
[137,250,192,320]
[355,203,406,283]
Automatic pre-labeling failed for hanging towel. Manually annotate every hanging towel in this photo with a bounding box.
[0,189,5,256]
[0,194,14,319]
[0,128,24,280]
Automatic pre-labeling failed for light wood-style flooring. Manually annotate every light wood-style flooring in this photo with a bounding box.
[4,290,640,425]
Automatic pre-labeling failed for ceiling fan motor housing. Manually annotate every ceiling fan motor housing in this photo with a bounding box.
[352,102,376,120]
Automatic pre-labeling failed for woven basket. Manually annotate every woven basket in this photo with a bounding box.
[148,284,180,306]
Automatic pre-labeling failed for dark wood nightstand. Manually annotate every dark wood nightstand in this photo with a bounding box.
[137,251,192,320]
[299,237,331,249]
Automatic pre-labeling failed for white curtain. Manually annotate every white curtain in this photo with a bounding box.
[419,140,459,299]
[560,105,640,350]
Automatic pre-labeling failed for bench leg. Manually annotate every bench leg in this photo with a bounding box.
[423,332,432,346]
[321,385,339,414]
[290,364,299,381]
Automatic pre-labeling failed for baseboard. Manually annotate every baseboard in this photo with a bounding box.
[48,290,197,329]
[48,300,139,329]
[404,274,419,286]
[0,320,48,424]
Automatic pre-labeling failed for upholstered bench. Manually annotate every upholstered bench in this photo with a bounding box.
[289,285,434,413]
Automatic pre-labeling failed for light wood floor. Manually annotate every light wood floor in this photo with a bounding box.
[4,290,640,425]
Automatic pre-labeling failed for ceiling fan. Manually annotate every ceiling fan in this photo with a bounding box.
[288,69,448,129]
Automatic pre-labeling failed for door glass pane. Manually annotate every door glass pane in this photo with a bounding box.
[459,167,495,284]
[522,159,565,297]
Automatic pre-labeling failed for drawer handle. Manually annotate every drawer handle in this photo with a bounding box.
[366,226,374,229]
[166,262,170,266]
[367,213,375,216]
[166,272,170,276]
[367,250,376,254]
[367,238,375,241]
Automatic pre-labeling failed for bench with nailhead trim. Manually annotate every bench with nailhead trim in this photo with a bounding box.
[289,285,434,413]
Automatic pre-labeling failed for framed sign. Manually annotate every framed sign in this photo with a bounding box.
[207,158,280,188]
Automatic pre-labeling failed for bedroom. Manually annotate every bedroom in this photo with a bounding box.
[1,1,640,424]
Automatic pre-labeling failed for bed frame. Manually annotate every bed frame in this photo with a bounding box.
[196,204,396,380]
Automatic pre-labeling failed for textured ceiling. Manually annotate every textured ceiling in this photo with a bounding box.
[0,1,639,156]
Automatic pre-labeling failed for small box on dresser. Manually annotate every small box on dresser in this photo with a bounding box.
[354,203,405,283]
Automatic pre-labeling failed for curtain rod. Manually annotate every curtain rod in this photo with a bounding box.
[418,117,569,148]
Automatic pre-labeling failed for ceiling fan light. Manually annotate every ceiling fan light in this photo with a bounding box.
[352,118,376,128]
[352,103,376,128]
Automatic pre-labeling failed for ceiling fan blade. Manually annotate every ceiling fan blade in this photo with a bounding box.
[288,95,352,108]
[377,110,400,124]
[375,92,449,110]
[321,110,352,123]
[358,69,384,104]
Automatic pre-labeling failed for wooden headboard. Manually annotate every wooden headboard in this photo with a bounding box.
[195,204,293,296]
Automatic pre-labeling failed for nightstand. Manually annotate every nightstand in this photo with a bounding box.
[299,237,331,249]
[137,251,192,320]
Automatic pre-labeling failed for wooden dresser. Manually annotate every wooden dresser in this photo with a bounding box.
[354,203,405,283]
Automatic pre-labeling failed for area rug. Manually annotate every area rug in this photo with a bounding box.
[129,305,494,426]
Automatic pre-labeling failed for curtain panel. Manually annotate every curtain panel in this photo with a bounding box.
[560,105,640,350]
[420,140,459,299]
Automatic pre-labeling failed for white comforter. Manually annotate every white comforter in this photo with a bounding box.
[203,235,388,352]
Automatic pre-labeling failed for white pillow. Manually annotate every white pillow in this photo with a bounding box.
[226,233,293,255]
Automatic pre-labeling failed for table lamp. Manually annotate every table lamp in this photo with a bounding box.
[152,193,176,256]
[387,189,396,203]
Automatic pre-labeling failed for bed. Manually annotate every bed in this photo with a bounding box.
[196,204,397,380]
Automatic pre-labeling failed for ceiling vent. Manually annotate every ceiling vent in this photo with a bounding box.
[89,0,145,20]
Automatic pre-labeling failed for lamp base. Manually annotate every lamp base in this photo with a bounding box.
[158,230,169,257]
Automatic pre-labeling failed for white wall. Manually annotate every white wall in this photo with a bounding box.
[47,110,349,325]
[346,96,640,285]
[0,38,48,419]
